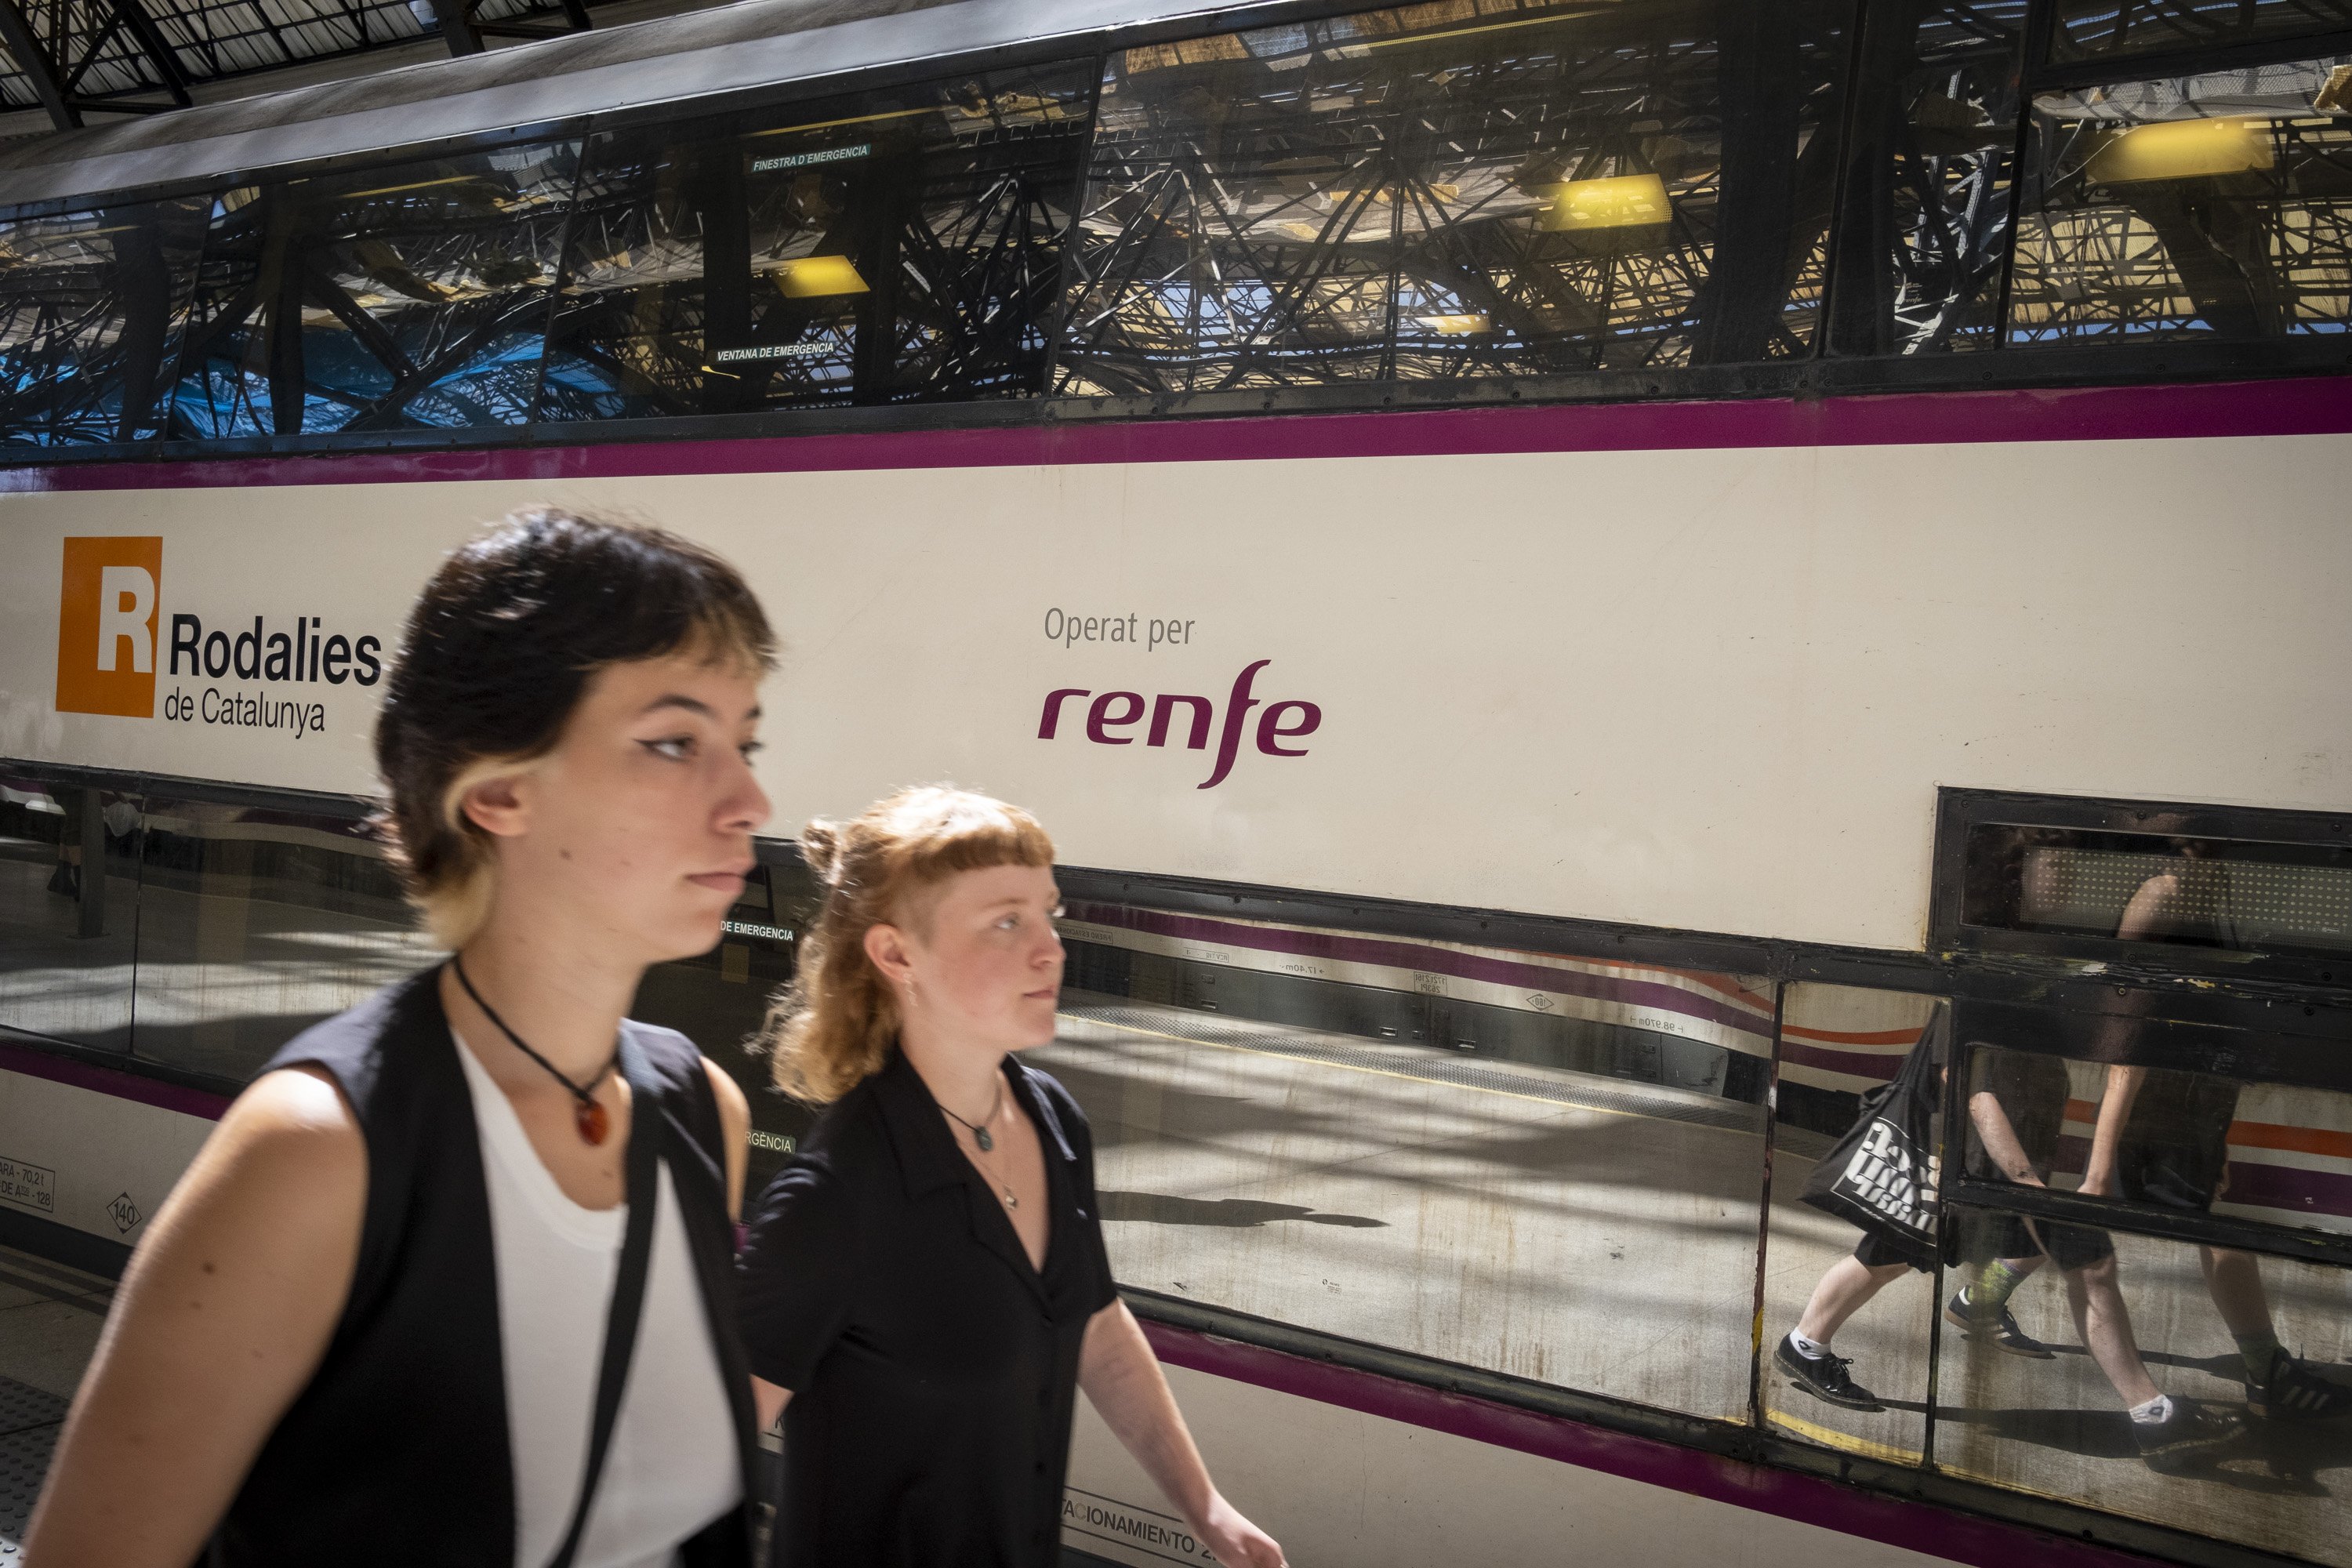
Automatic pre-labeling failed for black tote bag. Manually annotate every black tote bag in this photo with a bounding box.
[1799,1010,1947,1266]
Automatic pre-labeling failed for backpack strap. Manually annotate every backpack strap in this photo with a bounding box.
[543,1028,663,1568]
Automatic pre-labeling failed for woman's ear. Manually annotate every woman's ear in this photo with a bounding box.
[863,921,914,990]
[459,771,533,840]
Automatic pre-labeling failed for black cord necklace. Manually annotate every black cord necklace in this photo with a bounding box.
[450,956,620,1146]
[935,1076,1005,1153]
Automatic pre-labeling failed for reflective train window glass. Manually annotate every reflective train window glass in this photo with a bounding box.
[1048,899,1773,1420]
[0,198,207,447]
[1962,822,2352,962]
[2047,0,2352,63]
[1958,1020,2352,1243]
[1825,2,2027,356]
[1936,1200,2351,1560]
[165,141,583,437]
[2005,51,2352,345]
[131,794,437,1083]
[538,62,1096,421]
[1761,986,1946,1465]
[0,773,142,1052]
[1054,0,1854,397]
[632,854,822,1196]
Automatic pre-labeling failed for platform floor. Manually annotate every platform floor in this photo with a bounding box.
[0,1245,111,1561]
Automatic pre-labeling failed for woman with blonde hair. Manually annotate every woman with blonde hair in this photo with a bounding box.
[30,510,770,1567]
[739,786,1284,1568]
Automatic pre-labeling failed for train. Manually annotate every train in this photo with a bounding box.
[5,0,2352,1564]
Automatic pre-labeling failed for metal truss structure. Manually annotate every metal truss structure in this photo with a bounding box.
[2010,111,2352,343]
[16,1,2352,448]
[1052,0,1850,397]
[2047,0,2352,62]
[540,64,1097,420]
[0,0,598,129]
[165,142,580,437]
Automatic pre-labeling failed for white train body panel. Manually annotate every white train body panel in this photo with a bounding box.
[5,425,2348,953]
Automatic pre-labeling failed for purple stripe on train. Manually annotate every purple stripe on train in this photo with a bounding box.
[9,376,2352,492]
[1778,1039,1908,1083]
[0,1040,231,1120]
[1138,1320,2159,1568]
[1068,902,1773,1043]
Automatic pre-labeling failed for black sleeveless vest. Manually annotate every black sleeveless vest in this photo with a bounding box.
[205,968,758,1568]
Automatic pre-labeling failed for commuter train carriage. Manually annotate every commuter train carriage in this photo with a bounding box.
[5,0,2352,1563]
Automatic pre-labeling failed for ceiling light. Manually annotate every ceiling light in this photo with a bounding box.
[1540,173,1671,231]
[2086,118,2273,185]
[774,256,869,297]
[1417,313,1489,334]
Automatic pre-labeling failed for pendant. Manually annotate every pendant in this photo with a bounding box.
[1002,1186,1018,1210]
[576,1098,610,1146]
[976,1127,994,1152]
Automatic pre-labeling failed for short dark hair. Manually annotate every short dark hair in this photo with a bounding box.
[376,508,777,946]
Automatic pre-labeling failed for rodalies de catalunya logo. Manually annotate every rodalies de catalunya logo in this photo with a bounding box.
[54,536,381,739]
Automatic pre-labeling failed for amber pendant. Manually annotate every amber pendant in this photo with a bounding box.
[576,1098,610,1145]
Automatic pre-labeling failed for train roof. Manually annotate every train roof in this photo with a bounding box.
[0,0,1247,209]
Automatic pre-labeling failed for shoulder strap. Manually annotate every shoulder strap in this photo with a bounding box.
[544,1030,663,1568]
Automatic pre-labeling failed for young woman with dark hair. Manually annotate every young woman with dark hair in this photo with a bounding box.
[27,509,774,1568]
[739,786,1286,1568]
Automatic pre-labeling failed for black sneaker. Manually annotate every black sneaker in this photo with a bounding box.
[2248,1350,2352,1421]
[1775,1333,1883,1411]
[2132,1399,2242,1473]
[1943,1289,2056,1359]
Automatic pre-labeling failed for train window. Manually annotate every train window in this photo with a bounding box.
[1963,822,2352,963]
[1050,898,1773,1420]
[1824,2,2027,356]
[2005,48,2352,345]
[1936,1197,2350,1559]
[631,852,822,1195]
[1053,0,1854,397]
[1762,985,1947,1465]
[0,198,208,448]
[0,774,143,1052]
[536,61,1095,421]
[164,140,583,438]
[1958,1021,2352,1245]
[129,792,434,1082]
[2046,0,2352,64]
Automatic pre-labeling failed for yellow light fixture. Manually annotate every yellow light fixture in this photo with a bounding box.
[2085,118,2273,185]
[1417,313,1489,334]
[774,256,869,297]
[1540,172,1671,231]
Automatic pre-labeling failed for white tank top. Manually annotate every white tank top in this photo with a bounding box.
[454,1035,742,1568]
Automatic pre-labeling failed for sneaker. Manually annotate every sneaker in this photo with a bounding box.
[1775,1333,1884,1412]
[2133,1400,2242,1473]
[2248,1350,2352,1421]
[1943,1290,2056,1359]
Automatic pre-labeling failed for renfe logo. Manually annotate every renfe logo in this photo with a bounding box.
[1037,659,1321,789]
[56,536,163,718]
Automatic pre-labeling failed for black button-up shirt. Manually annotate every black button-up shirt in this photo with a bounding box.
[739,1050,1118,1568]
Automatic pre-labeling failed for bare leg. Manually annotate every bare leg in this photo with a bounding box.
[2200,1247,2274,1341]
[1796,1256,1911,1345]
[2063,1254,2162,1409]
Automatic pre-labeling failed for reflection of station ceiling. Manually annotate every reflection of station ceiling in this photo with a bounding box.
[0,0,960,137]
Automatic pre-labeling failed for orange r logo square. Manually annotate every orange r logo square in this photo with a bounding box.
[56,535,163,718]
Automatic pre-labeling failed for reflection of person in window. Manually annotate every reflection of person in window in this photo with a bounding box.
[1776,1010,2060,1414]
[1963,1041,2241,1468]
[2074,855,2352,1422]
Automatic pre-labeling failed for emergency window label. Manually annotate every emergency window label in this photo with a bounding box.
[0,1155,57,1214]
[1061,1487,1217,1565]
